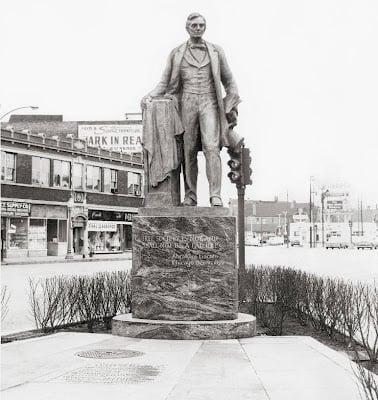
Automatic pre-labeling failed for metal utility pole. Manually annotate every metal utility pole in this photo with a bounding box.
[283,211,289,247]
[321,188,329,247]
[237,185,245,269]
[361,200,364,236]
[309,177,313,248]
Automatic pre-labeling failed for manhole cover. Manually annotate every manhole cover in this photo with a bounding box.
[63,363,161,384]
[75,349,143,359]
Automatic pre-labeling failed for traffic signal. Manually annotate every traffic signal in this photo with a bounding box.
[227,149,242,186]
[241,147,252,186]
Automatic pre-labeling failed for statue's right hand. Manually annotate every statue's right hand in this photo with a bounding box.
[140,95,153,110]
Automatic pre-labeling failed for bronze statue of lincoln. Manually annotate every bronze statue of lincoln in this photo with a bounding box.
[142,12,241,207]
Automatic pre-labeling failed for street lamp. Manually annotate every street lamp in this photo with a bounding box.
[65,195,75,260]
[348,220,353,247]
[0,105,39,121]
[321,188,329,247]
[309,176,315,248]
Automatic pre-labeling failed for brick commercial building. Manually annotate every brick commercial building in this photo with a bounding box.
[1,115,144,259]
[229,197,314,241]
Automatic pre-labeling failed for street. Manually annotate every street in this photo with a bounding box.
[245,246,378,284]
[1,248,377,335]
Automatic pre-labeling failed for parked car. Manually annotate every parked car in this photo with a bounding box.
[325,242,349,249]
[267,236,284,246]
[355,240,375,250]
[245,237,260,246]
[290,239,302,247]
[325,237,349,249]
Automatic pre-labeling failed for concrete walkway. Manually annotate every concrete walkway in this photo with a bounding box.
[1,333,370,400]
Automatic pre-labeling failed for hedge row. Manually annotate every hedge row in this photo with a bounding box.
[28,271,131,332]
[240,265,378,364]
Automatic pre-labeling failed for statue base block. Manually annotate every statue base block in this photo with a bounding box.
[131,207,238,321]
[112,313,256,340]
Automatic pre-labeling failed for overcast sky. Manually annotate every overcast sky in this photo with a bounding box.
[1,0,378,207]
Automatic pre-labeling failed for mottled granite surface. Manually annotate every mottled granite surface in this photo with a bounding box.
[112,313,256,340]
[139,207,231,217]
[132,210,237,321]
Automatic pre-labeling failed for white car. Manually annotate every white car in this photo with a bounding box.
[325,236,349,249]
[267,236,284,246]
[245,237,260,246]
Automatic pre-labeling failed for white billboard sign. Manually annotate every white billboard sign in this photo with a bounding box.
[78,124,142,153]
[87,221,117,232]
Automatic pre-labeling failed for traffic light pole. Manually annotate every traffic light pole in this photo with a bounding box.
[237,185,245,271]
[227,144,251,304]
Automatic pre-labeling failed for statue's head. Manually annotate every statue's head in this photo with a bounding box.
[186,13,206,39]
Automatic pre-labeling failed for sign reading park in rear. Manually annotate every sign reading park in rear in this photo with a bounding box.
[78,124,142,153]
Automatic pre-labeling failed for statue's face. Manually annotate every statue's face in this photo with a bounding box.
[186,16,206,39]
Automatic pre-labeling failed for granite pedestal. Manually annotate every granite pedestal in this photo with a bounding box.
[112,313,256,340]
[112,207,256,339]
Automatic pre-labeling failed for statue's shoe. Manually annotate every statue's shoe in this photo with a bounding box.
[182,197,197,206]
[210,197,223,207]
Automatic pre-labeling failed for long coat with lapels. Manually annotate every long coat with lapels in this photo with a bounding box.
[149,41,241,149]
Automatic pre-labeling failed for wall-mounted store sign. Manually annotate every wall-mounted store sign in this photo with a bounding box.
[1,201,31,217]
[326,200,344,210]
[125,213,134,222]
[88,210,137,222]
[87,221,117,232]
[78,124,142,153]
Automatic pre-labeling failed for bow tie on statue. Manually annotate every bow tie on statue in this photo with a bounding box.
[190,43,206,50]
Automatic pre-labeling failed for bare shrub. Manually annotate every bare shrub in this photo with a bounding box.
[1,285,10,323]
[354,284,378,364]
[322,278,344,338]
[75,274,104,332]
[244,266,301,335]
[28,271,131,333]
[28,276,76,332]
[98,271,131,329]
[354,360,378,400]
[339,282,359,345]
[268,267,299,334]
[243,265,378,364]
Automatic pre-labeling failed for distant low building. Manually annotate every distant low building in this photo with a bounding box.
[229,196,316,240]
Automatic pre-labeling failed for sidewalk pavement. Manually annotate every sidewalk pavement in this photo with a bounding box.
[1,333,372,400]
[2,251,132,266]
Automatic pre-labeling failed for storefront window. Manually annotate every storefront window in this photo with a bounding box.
[127,172,141,196]
[32,157,50,186]
[53,160,70,188]
[104,168,118,193]
[29,219,47,250]
[73,163,84,189]
[9,218,28,249]
[86,165,101,191]
[1,151,16,182]
[88,230,121,253]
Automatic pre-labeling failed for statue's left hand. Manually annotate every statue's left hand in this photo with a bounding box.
[140,95,153,110]
[226,110,238,128]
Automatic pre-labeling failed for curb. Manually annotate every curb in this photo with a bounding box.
[1,329,52,344]
[2,254,132,266]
